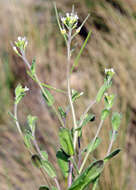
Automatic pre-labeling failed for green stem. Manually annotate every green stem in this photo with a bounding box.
[79,99,96,128]
[41,83,66,94]
[67,29,78,187]
[79,119,104,174]
[106,130,116,156]
[14,103,23,137]
[66,29,78,149]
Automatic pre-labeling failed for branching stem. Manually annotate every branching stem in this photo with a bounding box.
[21,55,64,127]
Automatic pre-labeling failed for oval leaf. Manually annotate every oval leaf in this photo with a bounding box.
[31,154,42,168]
[41,150,48,160]
[111,112,122,131]
[101,109,110,121]
[42,160,56,178]
[59,127,74,156]
[96,85,107,103]
[56,150,69,178]
[68,160,104,190]
[39,186,49,190]
[24,133,32,149]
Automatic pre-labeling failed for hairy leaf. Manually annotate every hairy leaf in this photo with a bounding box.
[42,88,55,106]
[42,160,56,178]
[56,150,69,178]
[59,127,74,156]
[68,160,104,190]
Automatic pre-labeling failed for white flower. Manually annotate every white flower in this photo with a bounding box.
[24,86,29,92]
[18,36,22,41]
[105,68,115,74]
[66,13,70,17]
[61,17,66,23]
[61,11,78,29]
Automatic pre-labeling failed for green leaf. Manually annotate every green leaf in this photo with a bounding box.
[101,109,110,121]
[104,94,115,109]
[82,137,101,155]
[56,150,69,178]
[42,88,55,106]
[41,150,48,160]
[24,132,32,149]
[30,58,36,76]
[15,84,25,104]
[80,114,95,128]
[15,84,29,104]
[111,112,122,131]
[59,127,74,156]
[104,149,121,163]
[54,2,67,43]
[72,89,84,102]
[42,160,56,178]
[41,83,66,94]
[27,115,37,133]
[58,107,66,119]
[51,187,57,190]
[68,160,104,190]
[71,30,92,73]
[39,186,49,190]
[31,154,42,168]
[96,84,107,103]
[76,114,95,137]
[27,70,36,81]
[92,176,99,190]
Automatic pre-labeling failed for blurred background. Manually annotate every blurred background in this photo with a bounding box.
[0,0,136,189]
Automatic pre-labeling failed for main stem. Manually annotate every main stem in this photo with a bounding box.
[67,30,78,149]
[67,29,78,187]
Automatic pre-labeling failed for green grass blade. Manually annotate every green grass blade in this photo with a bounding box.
[71,30,92,73]
[53,2,67,43]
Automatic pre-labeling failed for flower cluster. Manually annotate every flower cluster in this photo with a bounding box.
[104,68,115,85]
[61,12,78,29]
[13,36,28,56]
[105,68,115,78]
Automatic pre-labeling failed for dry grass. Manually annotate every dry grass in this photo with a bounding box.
[0,0,136,189]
